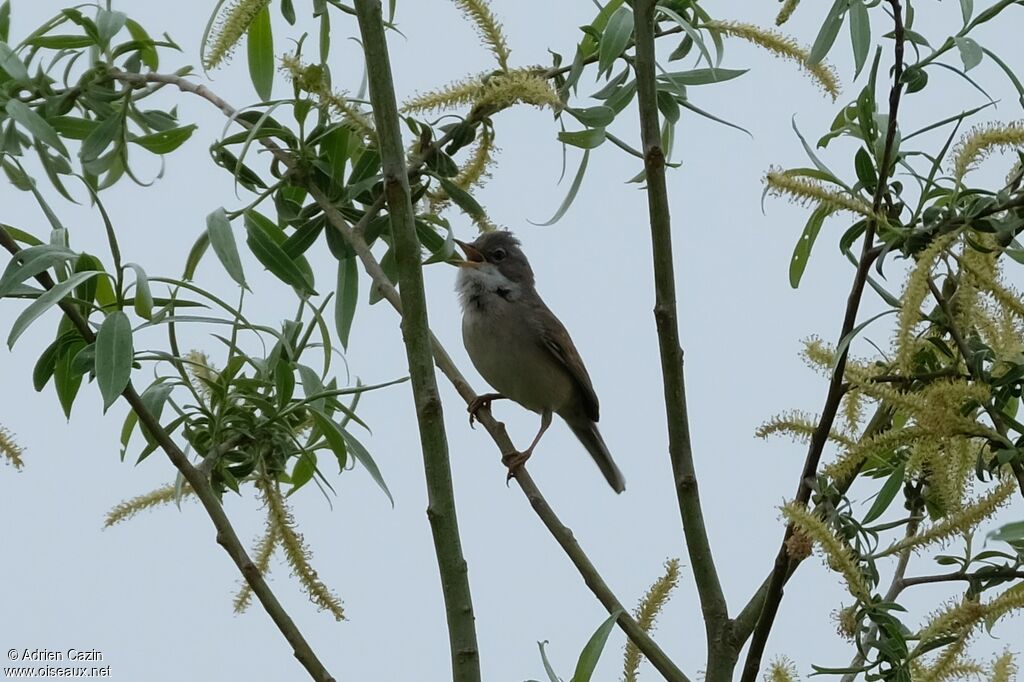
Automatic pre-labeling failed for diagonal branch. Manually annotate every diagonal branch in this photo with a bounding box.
[0,229,335,682]
[631,0,730,676]
[739,2,906,678]
[108,60,690,682]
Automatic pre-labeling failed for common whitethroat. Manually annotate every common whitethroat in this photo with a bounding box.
[454,231,625,493]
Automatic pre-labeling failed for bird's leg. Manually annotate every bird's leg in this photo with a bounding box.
[468,392,506,428]
[503,409,552,483]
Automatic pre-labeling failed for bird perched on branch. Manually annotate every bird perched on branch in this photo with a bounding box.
[454,231,625,493]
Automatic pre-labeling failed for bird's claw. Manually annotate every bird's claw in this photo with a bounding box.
[501,451,531,486]
[467,395,494,429]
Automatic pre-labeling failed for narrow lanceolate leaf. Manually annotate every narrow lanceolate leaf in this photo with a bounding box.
[571,611,621,682]
[335,256,358,349]
[314,407,393,505]
[247,4,274,100]
[130,125,197,154]
[0,244,76,297]
[0,40,29,83]
[849,0,870,77]
[598,6,633,77]
[5,100,70,159]
[530,149,589,226]
[808,0,847,66]
[95,311,134,410]
[790,203,834,288]
[7,271,100,348]
[244,211,315,295]
[125,263,153,319]
[863,462,905,524]
[558,128,606,149]
[206,208,247,287]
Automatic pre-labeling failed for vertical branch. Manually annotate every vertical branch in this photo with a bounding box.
[739,2,905,678]
[631,0,731,674]
[351,2,481,680]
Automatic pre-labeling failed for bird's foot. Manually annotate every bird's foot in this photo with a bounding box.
[501,450,532,485]
[468,393,503,429]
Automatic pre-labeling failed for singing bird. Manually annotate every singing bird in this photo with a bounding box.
[454,231,625,493]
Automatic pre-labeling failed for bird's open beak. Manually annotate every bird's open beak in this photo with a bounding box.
[454,239,484,267]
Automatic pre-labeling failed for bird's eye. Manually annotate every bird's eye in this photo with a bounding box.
[491,248,507,262]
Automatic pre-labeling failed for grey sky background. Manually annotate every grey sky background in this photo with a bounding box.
[2,1,1022,680]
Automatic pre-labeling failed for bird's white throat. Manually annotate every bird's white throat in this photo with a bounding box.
[456,264,522,310]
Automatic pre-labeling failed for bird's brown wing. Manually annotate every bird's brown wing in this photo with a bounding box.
[536,304,600,422]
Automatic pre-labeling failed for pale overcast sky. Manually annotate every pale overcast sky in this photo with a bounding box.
[2,1,1022,681]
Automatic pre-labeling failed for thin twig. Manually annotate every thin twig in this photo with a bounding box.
[0,229,335,682]
[740,2,906,678]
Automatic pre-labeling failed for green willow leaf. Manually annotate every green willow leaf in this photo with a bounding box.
[808,0,847,66]
[0,40,29,83]
[789,204,834,289]
[125,263,153,320]
[849,0,870,77]
[130,125,197,154]
[5,100,70,159]
[7,271,99,348]
[247,4,274,100]
[530,149,589,226]
[863,462,906,523]
[310,408,392,505]
[244,211,315,295]
[206,207,247,287]
[335,256,357,350]
[598,6,632,77]
[558,128,606,149]
[571,611,621,682]
[95,311,134,410]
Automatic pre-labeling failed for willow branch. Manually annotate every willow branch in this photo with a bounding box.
[107,62,689,682]
[0,229,335,682]
[352,2,482,679]
[632,0,731,675]
[740,3,906,678]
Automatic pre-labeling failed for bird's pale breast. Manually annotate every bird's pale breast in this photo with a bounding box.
[462,303,574,414]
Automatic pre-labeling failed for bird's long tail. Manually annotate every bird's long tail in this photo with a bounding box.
[566,420,625,493]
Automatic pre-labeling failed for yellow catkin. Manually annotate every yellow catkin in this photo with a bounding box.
[765,169,878,218]
[951,121,1024,181]
[0,425,25,470]
[233,522,281,613]
[104,483,196,527]
[279,55,375,141]
[203,0,270,70]
[706,20,839,100]
[894,231,961,372]
[622,559,680,682]
[822,427,922,484]
[775,0,801,26]
[756,411,856,449]
[451,0,511,71]
[402,68,559,115]
[888,478,1015,556]
[781,501,871,601]
[990,651,1016,682]
[261,480,345,620]
[766,657,799,682]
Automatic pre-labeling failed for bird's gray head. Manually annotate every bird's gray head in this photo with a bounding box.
[454,231,535,308]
